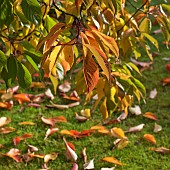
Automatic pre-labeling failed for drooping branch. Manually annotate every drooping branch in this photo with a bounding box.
[118,0,150,33]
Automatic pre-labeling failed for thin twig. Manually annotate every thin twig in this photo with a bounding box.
[118,0,150,33]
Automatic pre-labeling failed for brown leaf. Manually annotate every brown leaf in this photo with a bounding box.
[0,101,13,110]
[81,147,87,163]
[153,123,162,133]
[0,117,11,127]
[49,101,69,109]
[61,91,80,101]
[1,91,13,102]
[83,53,99,93]
[4,148,22,162]
[149,147,170,154]
[58,80,71,93]
[143,112,157,120]
[102,157,124,166]
[41,116,67,127]
[144,134,156,145]
[0,127,15,134]
[13,133,33,146]
[125,124,145,133]
[44,128,59,140]
[75,113,88,123]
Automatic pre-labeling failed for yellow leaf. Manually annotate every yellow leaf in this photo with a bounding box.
[102,156,124,166]
[111,127,125,139]
[100,98,109,121]
[49,75,58,95]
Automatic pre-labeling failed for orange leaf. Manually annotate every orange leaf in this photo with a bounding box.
[90,125,106,130]
[0,102,13,110]
[162,77,170,85]
[83,53,99,93]
[18,121,35,125]
[13,93,31,104]
[102,156,124,166]
[143,112,157,120]
[144,134,156,144]
[4,148,22,162]
[60,129,75,137]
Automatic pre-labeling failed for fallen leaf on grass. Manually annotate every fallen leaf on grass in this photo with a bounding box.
[28,145,39,153]
[125,123,145,133]
[1,91,13,102]
[166,64,170,71]
[0,117,11,127]
[0,101,13,110]
[129,105,142,115]
[0,127,15,134]
[58,81,71,93]
[110,127,125,139]
[44,128,59,140]
[27,103,42,108]
[61,90,80,101]
[41,116,67,127]
[13,93,31,104]
[75,112,88,122]
[63,138,78,162]
[68,101,80,107]
[102,157,124,166]
[44,88,55,100]
[80,109,91,118]
[143,112,157,120]
[114,138,129,150]
[13,133,33,146]
[101,167,115,170]
[4,148,22,162]
[83,158,95,169]
[18,121,35,125]
[90,125,106,130]
[81,147,87,163]
[144,134,156,144]
[149,147,170,154]
[117,112,127,121]
[162,77,170,85]
[48,101,69,109]
[149,88,157,99]
[72,163,79,170]
[44,152,58,163]
[153,123,162,133]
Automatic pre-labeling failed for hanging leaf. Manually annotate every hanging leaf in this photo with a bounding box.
[21,0,42,25]
[17,62,32,88]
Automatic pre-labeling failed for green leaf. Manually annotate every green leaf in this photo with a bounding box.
[21,0,42,25]
[0,50,7,67]
[142,33,159,50]
[0,0,13,28]
[17,62,32,88]
[1,67,11,88]
[25,55,39,71]
[7,56,17,83]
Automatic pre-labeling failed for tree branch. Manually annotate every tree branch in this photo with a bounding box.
[117,0,150,33]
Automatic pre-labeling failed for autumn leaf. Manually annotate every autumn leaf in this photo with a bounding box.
[81,147,87,163]
[13,93,31,104]
[144,134,156,145]
[125,124,145,133]
[72,162,79,170]
[0,101,13,110]
[41,116,67,127]
[0,127,15,134]
[18,121,35,125]
[44,128,59,140]
[63,138,78,162]
[83,158,95,169]
[161,77,170,85]
[153,123,162,133]
[102,157,124,166]
[143,112,157,120]
[4,148,22,162]
[80,109,91,118]
[149,88,157,99]
[30,82,46,89]
[44,152,58,163]
[110,127,125,139]
[13,133,33,146]
[149,147,170,154]
[75,112,88,123]
[44,88,55,100]
[58,80,71,93]
[129,105,142,115]
[0,117,11,127]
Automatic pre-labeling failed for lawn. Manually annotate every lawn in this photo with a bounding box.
[0,1,170,170]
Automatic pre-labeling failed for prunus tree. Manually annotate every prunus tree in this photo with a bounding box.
[0,0,169,119]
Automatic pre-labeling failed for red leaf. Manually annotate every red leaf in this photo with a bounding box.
[166,64,170,71]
